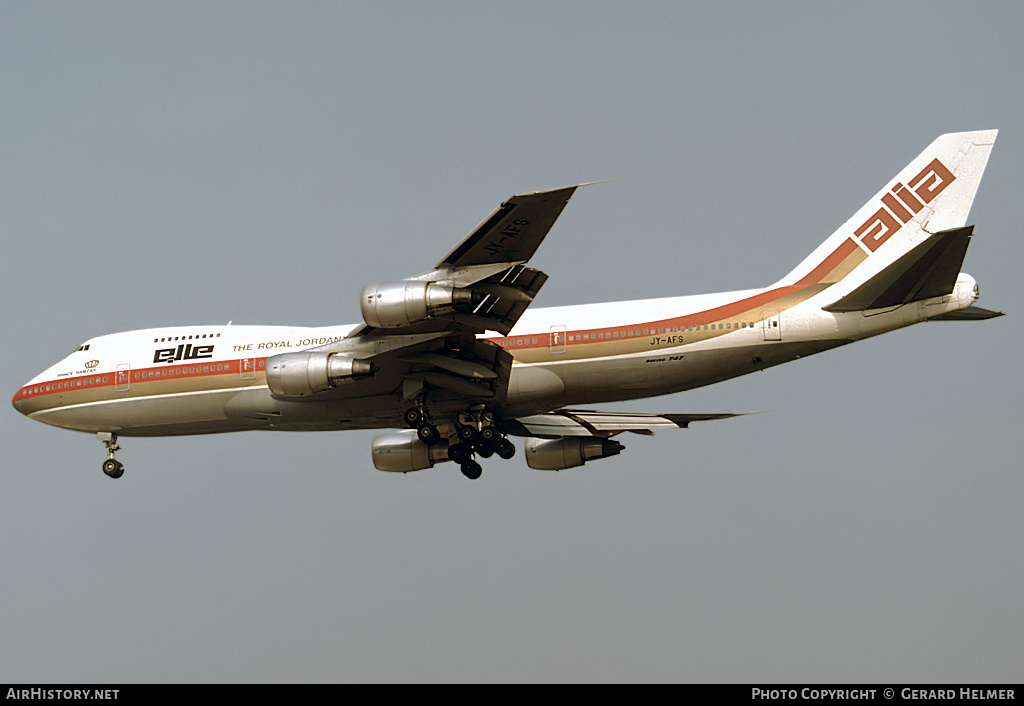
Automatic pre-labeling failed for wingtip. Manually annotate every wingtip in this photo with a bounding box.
[513,179,616,198]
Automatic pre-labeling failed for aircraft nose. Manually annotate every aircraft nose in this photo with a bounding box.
[12,386,27,416]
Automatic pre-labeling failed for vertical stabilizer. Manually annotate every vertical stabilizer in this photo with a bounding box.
[776,131,997,292]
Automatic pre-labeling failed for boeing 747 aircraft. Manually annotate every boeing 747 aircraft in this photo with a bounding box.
[12,131,1003,480]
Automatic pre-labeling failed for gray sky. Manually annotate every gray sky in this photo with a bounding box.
[2,1,1021,683]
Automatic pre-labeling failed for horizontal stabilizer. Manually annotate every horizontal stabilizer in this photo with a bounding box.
[823,226,973,312]
[502,409,748,439]
[930,305,1005,321]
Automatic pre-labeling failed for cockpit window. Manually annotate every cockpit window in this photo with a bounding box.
[75,344,91,352]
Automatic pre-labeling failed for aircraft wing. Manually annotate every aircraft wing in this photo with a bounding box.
[268,185,584,405]
[436,184,582,269]
[501,410,751,438]
[350,184,583,339]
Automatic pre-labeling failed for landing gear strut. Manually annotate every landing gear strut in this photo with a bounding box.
[98,432,124,479]
[97,430,124,479]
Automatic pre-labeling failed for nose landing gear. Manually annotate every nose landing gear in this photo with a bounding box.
[98,432,124,479]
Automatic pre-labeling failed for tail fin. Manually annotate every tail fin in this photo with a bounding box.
[776,130,997,297]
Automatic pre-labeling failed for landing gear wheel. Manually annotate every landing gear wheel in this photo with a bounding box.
[448,443,469,464]
[457,424,479,446]
[477,443,495,459]
[403,407,423,428]
[479,426,499,444]
[102,458,124,479]
[460,460,482,480]
[98,432,123,479]
[416,423,440,446]
[496,439,516,460]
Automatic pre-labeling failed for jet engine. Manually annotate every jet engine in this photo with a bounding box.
[524,437,624,471]
[372,431,450,472]
[266,351,374,396]
[360,280,473,328]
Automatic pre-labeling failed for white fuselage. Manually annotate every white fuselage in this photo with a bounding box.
[12,274,979,437]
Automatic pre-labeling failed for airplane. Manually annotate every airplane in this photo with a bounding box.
[12,130,1003,480]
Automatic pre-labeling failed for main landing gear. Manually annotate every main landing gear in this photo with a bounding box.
[404,405,441,446]
[402,404,516,480]
[98,432,124,479]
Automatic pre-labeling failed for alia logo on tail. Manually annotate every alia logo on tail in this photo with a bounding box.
[853,158,956,252]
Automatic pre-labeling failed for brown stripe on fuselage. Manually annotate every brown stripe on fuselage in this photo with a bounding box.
[795,237,866,286]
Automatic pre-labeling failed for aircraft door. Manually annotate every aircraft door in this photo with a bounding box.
[761,310,782,341]
[549,325,567,354]
[240,357,256,380]
[115,364,130,392]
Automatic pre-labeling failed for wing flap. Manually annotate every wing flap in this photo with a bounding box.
[503,409,749,438]
[462,265,548,335]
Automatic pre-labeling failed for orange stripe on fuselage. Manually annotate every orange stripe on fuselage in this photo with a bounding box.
[13,358,271,403]
[492,281,831,352]
[498,237,868,352]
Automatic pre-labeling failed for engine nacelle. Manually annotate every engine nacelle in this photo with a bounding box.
[524,437,624,471]
[360,280,473,328]
[266,351,374,396]
[372,431,450,472]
